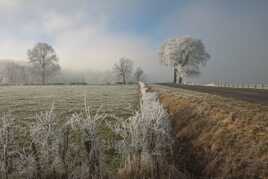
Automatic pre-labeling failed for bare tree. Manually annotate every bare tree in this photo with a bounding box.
[28,42,60,85]
[134,67,145,82]
[159,37,210,84]
[113,57,133,85]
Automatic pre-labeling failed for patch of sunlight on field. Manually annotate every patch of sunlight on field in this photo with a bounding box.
[0,85,139,121]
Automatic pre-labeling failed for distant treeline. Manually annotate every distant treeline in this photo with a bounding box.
[0,60,141,85]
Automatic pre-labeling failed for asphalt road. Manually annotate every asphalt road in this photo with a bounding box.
[158,83,268,106]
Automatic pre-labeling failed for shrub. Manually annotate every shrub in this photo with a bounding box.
[110,82,181,179]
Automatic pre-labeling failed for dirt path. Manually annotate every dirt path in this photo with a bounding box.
[157,83,268,106]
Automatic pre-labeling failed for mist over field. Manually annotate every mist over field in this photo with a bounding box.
[0,0,267,83]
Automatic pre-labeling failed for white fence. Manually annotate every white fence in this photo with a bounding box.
[206,82,268,89]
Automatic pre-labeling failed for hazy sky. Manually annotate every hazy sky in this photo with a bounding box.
[0,0,267,83]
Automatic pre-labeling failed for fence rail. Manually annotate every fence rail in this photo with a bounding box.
[203,82,268,89]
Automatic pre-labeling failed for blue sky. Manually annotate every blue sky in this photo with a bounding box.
[0,0,267,83]
[105,0,185,35]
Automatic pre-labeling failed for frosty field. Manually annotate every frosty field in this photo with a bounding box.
[0,85,139,120]
[0,85,141,178]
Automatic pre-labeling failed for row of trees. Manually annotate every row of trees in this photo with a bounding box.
[0,61,32,84]
[1,43,145,85]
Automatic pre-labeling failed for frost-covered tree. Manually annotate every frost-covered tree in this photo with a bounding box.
[134,67,145,82]
[113,57,133,85]
[28,43,60,85]
[159,37,210,84]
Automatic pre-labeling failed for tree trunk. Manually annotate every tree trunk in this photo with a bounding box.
[42,69,45,85]
[173,65,177,84]
[123,74,126,85]
[178,76,183,84]
[41,60,46,85]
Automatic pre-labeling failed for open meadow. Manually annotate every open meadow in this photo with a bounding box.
[0,85,139,120]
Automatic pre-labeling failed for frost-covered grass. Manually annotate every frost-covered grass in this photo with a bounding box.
[0,104,110,179]
[0,85,139,179]
[0,85,139,120]
[112,82,186,179]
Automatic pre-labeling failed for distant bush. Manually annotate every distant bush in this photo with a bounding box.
[47,82,66,85]
[69,82,88,85]
[115,81,136,85]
